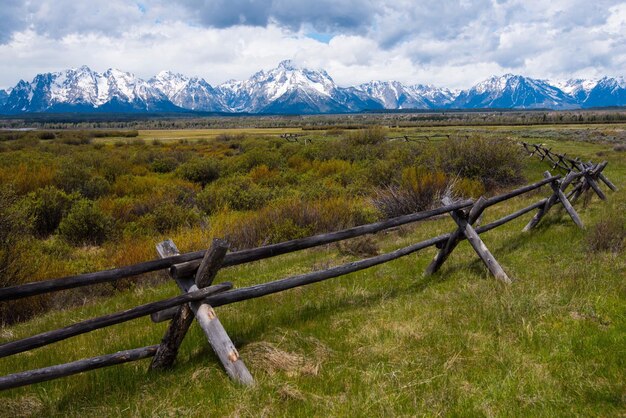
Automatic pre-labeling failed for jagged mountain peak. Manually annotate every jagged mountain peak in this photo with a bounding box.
[358,80,431,109]
[596,76,626,89]
[1,63,625,114]
[277,59,298,70]
[454,73,579,110]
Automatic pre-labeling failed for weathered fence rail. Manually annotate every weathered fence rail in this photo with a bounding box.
[0,147,616,391]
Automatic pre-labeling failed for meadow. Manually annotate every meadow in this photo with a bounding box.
[0,120,624,416]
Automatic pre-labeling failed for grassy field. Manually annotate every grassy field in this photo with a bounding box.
[0,124,625,417]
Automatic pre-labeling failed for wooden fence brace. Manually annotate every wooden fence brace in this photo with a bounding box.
[584,162,608,201]
[0,345,160,391]
[151,240,253,385]
[597,167,618,192]
[424,196,484,276]
[195,239,229,288]
[448,208,512,284]
[0,283,232,359]
[547,173,584,229]
[424,175,559,277]
[148,241,196,369]
[525,143,617,193]
[523,171,580,231]
[571,163,607,203]
[150,240,218,369]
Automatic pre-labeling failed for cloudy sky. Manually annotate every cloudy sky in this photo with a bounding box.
[1,0,625,90]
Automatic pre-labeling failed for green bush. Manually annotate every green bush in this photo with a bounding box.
[151,157,179,173]
[26,186,78,236]
[217,197,378,250]
[55,160,111,199]
[197,176,273,214]
[38,131,56,140]
[438,136,523,189]
[143,203,201,234]
[0,186,42,324]
[58,200,113,245]
[372,168,450,217]
[177,158,220,186]
[346,126,387,145]
[0,186,32,285]
[82,176,111,199]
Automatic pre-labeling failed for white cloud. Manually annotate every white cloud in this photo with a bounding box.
[0,1,625,90]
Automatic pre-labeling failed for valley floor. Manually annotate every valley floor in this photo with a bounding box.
[0,125,625,417]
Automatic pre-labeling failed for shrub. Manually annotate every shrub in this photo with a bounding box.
[38,131,56,140]
[585,206,626,253]
[197,175,272,214]
[0,186,31,286]
[249,164,278,184]
[151,157,179,173]
[215,133,246,142]
[438,136,523,189]
[58,199,113,245]
[82,176,110,199]
[0,186,42,324]
[144,203,201,234]
[26,186,78,236]
[451,177,486,198]
[55,160,110,199]
[372,168,449,217]
[212,197,378,250]
[0,163,56,195]
[346,126,387,145]
[61,136,92,145]
[177,158,220,186]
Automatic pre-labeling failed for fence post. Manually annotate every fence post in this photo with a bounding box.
[524,171,582,231]
[448,209,512,284]
[424,197,485,276]
[571,163,607,203]
[150,240,254,385]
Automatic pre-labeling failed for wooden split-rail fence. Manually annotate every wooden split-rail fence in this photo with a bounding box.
[0,149,616,390]
[521,142,618,198]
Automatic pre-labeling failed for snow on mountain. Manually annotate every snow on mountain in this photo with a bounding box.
[357,81,430,109]
[216,60,383,113]
[583,77,626,108]
[551,79,598,103]
[410,84,457,107]
[453,74,579,109]
[1,66,180,114]
[217,60,368,114]
[1,63,625,114]
[149,71,227,112]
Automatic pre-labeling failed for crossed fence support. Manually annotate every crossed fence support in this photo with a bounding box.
[424,169,586,283]
[151,239,253,385]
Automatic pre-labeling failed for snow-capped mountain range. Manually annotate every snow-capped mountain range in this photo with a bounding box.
[1,61,625,114]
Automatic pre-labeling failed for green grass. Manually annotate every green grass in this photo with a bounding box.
[1,126,625,417]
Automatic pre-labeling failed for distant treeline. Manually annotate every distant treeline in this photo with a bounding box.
[0,129,139,144]
[1,109,625,130]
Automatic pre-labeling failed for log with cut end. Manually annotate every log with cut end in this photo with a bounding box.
[151,240,254,385]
